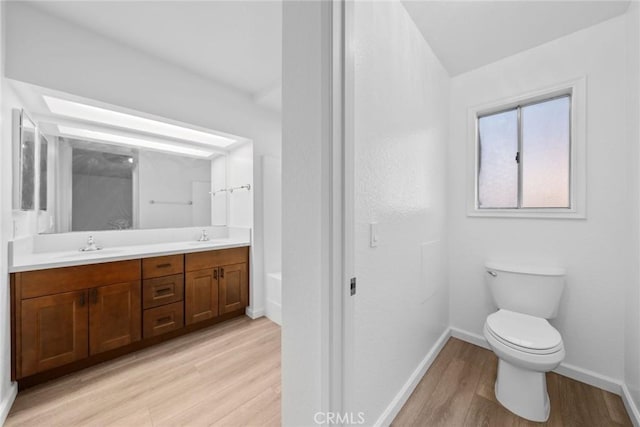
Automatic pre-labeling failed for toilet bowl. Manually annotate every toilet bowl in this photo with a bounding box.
[483,262,565,422]
[484,309,565,422]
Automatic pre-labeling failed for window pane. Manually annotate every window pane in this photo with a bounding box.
[521,96,570,208]
[478,109,518,208]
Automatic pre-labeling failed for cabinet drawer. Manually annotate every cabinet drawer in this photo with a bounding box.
[18,260,141,300]
[143,274,184,309]
[185,247,249,272]
[142,255,184,279]
[143,302,184,338]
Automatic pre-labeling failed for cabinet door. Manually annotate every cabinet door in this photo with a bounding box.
[21,290,88,377]
[89,281,141,355]
[185,268,218,325]
[219,263,248,314]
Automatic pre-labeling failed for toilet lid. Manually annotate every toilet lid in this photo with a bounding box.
[486,309,562,351]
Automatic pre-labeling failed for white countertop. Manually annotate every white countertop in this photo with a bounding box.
[9,237,250,273]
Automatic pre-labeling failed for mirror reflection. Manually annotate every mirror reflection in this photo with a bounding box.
[39,132,229,233]
[14,110,36,211]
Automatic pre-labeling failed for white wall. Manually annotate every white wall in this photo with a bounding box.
[352,1,450,423]
[263,155,282,276]
[0,3,18,422]
[211,155,227,226]
[227,143,253,229]
[263,155,282,325]
[138,151,210,229]
[449,15,631,382]
[625,1,640,412]
[282,1,333,423]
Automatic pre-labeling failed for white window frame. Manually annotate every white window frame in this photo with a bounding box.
[467,77,587,219]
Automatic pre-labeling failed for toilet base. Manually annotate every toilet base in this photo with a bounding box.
[495,359,550,422]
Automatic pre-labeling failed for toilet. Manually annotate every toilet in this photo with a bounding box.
[483,262,566,422]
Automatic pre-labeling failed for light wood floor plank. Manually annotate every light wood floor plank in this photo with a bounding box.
[394,338,633,427]
[5,316,281,427]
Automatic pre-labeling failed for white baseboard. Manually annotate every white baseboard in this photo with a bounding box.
[449,326,623,395]
[622,383,640,427]
[245,306,265,319]
[0,382,17,425]
[371,325,639,427]
[374,328,451,427]
[450,327,490,350]
[265,299,282,326]
[554,362,621,395]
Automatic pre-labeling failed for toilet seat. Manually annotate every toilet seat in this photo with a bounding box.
[486,309,563,355]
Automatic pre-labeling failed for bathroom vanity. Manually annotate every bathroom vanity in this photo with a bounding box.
[10,242,250,388]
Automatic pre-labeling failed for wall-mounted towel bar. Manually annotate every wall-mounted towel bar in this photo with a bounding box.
[149,200,193,205]
[210,184,251,196]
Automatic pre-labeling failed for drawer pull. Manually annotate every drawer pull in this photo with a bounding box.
[220,268,224,278]
[156,315,173,324]
[90,288,98,304]
[156,263,172,268]
[155,287,173,296]
[79,293,86,306]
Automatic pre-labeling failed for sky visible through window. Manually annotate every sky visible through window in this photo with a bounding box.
[478,96,570,209]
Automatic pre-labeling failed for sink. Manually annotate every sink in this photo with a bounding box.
[186,240,220,246]
[56,248,124,259]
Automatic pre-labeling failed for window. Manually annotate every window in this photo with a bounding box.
[477,95,571,210]
[467,78,586,219]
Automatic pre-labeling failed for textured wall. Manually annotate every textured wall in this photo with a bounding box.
[353,0,450,423]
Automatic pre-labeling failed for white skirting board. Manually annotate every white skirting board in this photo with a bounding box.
[0,382,17,425]
[374,328,450,427]
[245,306,265,319]
[449,327,623,394]
[375,326,640,427]
[450,326,640,426]
[265,299,282,326]
[622,384,640,427]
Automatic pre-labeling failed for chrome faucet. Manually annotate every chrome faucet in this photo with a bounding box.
[198,230,209,242]
[80,235,102,252]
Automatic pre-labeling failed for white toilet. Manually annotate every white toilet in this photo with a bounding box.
[483,262,566,422]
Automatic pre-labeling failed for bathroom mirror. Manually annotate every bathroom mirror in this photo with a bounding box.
[12,109,36,211]
[39,134,49,211]
[37,130,229,233]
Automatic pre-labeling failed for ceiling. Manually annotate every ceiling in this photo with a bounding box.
[28,1,282,106]
[402,0,631,76]
[26,0,631,93]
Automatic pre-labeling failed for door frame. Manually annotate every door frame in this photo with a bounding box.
[281,0,355,424]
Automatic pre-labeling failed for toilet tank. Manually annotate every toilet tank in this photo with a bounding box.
[485,262,565,319]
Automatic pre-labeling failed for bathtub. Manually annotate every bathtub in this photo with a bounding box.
[265,272,282,325]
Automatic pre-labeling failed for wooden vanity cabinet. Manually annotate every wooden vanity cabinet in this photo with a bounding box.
[13,260,141,378]
[185,268,219,325]
[12,246,249,386]
[185,247,249,325]
[219,263,249,314]
[20,290,89,377]
[89,281,141,355]
[142,255,185,338]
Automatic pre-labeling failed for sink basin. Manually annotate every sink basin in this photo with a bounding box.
[56,248,124,259]
[186,240,220,246]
